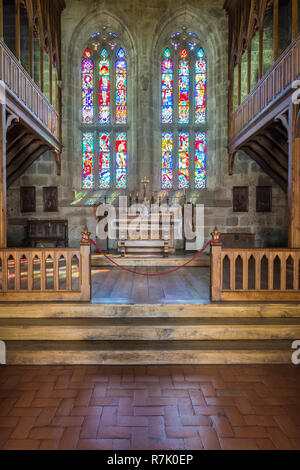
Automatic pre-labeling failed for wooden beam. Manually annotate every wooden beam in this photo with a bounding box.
[6,129,28,153]
[40,44,44,93]
[292,0,298,39]
[259,26,263,79]
[15,0,20,61]
[7,144,48,187]
[7,140,43,176]
[288,102,300,248]
[6,134,36,165]
[0,103,6,248]
[246,140,288,180]
[29,23,33,78]
[238,62,241,106]
[0,0,3,38]
[273,0,279,62]
[247,44,251,94]
[242,145,287,191]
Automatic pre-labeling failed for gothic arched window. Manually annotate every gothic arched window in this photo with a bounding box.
[161,30,207,190]
[81,29,128,189]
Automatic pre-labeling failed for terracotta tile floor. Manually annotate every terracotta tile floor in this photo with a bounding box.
[0,364,300,450]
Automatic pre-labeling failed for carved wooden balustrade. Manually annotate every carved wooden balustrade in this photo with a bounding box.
[211,231,300,301]
[229,34,300,143]
[0,39,60,142]
[0,239,91,302]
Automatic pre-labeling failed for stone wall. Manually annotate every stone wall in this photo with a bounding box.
[6,0,288,249]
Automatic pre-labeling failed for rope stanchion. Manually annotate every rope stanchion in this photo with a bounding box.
[89,238,219,277]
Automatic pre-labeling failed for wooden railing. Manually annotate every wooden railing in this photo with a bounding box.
[210,230,300,301]
[230,34,300,141]
[0,39,60,142]
[0,240,91,302]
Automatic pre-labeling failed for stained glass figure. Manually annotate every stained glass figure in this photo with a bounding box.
[116,48,127,124]
[195,132,207,189]
[178,132,190,189]
[82,132,94,188]
[195,48,207,123]
[116,132,127,188]
[162,132,173,189]
[82,49,94,124]
[99,49,110,124]
[178,49,190,124]
[99,133,111,188]
[162,49,173,124]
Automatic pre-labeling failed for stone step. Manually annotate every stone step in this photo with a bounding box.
[5,340,292,365]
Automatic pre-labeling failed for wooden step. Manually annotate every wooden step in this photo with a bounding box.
[91,254,210,267]
[0,302,299,319]
[5,340,292,365]
[1,318,300,341]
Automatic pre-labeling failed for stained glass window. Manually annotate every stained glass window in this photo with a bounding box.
[81,31,128,189]
[195,132,207,189]
[82,132,94,188]
[162,48,173,124]
[82,49,94,124]
[116,132,127,189]
[162,132,173,189]
[99,133,111,188]
[195,48,206,124]
[161,39,207,190]
[178,132,190,189]
[99,49,110,124]
[178,49,190,124]
[116,48,127,124]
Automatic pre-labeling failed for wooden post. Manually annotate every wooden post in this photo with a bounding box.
[288,103,300,248]
[259,27,263,80]
[210,228,222,302]
[49,57,52,104]
[247,45,251,94]
[15,0,20,61]
[40,45,44,92]
[0,103,6,248]
[0,0,3,38]
[274,0,279,62]
[80,227,91,301]
[238,62,241,106]
[29,24,33,78]
[292,0,298,39]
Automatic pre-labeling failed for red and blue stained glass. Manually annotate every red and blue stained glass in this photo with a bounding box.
[161,49,173,124]
[82,49,94,124]
[178,49,190,124]
[116,132,127,188]
[82,132,94,188]
[116,49,127,124]
[99,49,110,124]
[195,132,207,189]
[162,132,173,189]
[178,132,190,189]
[195,48,207,124]
[99,133,111,188]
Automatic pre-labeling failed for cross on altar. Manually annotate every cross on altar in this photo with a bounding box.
[141,176,150,200]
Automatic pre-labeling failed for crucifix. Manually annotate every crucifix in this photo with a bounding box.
[141,176,150,201]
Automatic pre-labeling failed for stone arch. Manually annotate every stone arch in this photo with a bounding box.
[150,6,228,191]
[63,7,138,191]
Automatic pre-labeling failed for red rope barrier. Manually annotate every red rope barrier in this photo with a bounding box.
[89,238,218,277]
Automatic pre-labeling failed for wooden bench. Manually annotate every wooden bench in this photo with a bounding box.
[119,239,170,257]
[24,220,68,248]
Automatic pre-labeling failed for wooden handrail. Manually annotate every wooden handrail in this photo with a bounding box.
[210,229,300,301]
[0,243,91,302]
[229,34,300,142]
[0,39,60,142]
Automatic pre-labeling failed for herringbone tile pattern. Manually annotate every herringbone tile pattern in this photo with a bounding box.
[0,365,299,450]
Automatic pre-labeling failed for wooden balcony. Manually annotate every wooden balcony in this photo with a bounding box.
[229,34,300,154]
[0,39,61,151]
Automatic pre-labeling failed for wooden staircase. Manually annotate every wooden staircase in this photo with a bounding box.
[0,303,299,365]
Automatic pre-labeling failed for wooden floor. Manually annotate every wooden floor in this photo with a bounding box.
[91,267,210,304]
[0,364,299,450]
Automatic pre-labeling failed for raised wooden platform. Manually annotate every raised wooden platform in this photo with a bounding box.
[0,302,299,365]
[91,253,210,267]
